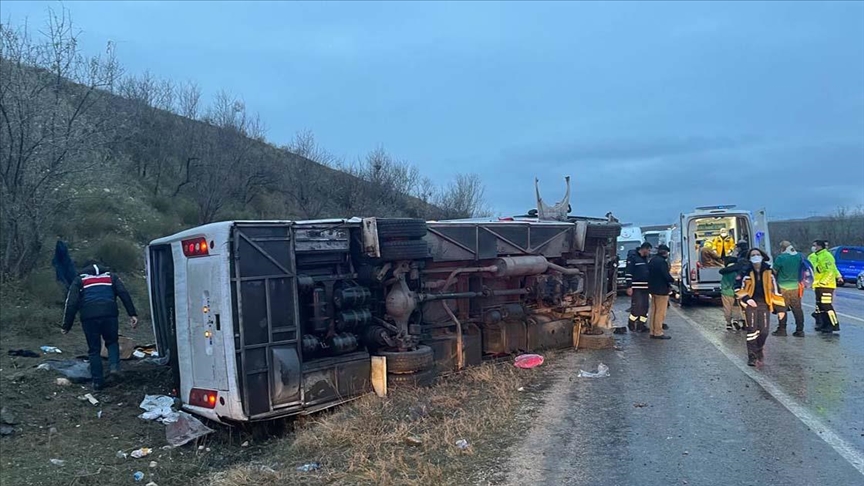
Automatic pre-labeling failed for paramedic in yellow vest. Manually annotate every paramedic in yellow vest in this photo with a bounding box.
[710,228,736,259]
[808,240,843,333]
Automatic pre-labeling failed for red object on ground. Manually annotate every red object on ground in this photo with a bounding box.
[514,354,544,369]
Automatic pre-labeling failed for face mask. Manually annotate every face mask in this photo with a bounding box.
[811,246,817,253]
[750,255,763,264]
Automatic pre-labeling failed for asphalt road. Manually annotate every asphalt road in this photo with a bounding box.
[505,287,864,486]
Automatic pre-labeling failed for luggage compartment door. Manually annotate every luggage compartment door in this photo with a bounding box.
[232,224,303,418]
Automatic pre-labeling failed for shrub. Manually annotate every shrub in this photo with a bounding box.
[91,236,144,274]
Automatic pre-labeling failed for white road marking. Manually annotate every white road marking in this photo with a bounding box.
[671,305,864,476]
[800,302,864,323]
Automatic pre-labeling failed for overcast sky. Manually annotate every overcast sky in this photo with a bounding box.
[4,1,863,224]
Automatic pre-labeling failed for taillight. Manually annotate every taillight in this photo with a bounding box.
[189,388,218,409]
[182,237,209,257]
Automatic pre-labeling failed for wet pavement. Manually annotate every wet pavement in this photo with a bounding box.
[505,288,864,485]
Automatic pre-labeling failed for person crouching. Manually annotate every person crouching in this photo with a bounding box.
[734,249,786,367]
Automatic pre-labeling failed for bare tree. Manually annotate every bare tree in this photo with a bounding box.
[0,8,121,277]
[177,80,202,120]
[432,173,490,219]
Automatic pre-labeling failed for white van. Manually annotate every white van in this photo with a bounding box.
[669,205,771,305]
[615,225,644,289]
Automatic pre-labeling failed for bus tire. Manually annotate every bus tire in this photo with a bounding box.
[379,239,429,262]
[387,368,437,388]
[375,218,427,239]
[377,345,434,374]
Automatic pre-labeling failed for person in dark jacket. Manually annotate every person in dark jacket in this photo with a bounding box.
[618,242,652,334]
[734,249,786,367]
[647,244,674,340]
[62,262,138,390]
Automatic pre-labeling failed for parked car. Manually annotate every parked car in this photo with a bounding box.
[830,246,864,286]
[857,270,864,290]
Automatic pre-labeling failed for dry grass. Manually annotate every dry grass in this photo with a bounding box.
[210,362,548,486]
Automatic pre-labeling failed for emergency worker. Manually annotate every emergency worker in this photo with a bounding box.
[620,242,652,334]
[808,240,843,333]
[735,249,786,367]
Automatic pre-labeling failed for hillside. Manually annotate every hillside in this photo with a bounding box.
[0,11,489,348]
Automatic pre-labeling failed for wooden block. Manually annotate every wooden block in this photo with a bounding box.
[577,331,615,350]
[371,356,387,397]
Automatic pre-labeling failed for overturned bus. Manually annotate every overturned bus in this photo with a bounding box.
[145,181,621,422]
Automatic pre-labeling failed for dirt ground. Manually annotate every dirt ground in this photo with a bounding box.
[0,299,561,486]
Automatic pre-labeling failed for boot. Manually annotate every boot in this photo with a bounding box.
[792,331,805,337]
[613,327,627,335]
[771,328,787,337]
[627,321,636,332]
[726,322,734,331]
[636,324,649,333]
[747,355,757,367]
[732,320,742,331]
[812,312,824,332]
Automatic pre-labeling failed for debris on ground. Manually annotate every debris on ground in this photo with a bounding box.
[241,441,249,447]
[634,402,648,408]
[97,410,103,419]
[517,386,525,391]
[49,459,65,466]
[577,363,610,378]
[1,407,16,425]
[149,461,158,468]
[0,425,14,436]
[36,363,50,371]
[133,471,145,481]
[116,451,128,459]
[55,377,71,386]
[404,436,423,446]
[296,462,322,472]
[82,393,99,406]
[133,350,147,359]
[44,359,91,383]
[131,447,152,459]
[455,439,470,450]
[165,411,214,447]
[40,346,62,354]
[513,354,545,369]
[7,349,40,358]
[138,395,178,423]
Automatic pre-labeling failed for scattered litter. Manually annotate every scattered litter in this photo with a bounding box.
[145,483,158,486]
[97,410,103,419]
[296,462,321,472]
[138,395,178,424]
[83,394,99,406]
[577,363,610,378]
[133,350,147,359]
[149,461,157,468]
[165,411,214,447]
[40,346,62,354]
[36,363,50,371]
[8,349,40,358]
[514,354,544,369]
[455,439,470,450]
[131,447,152,459]
[633,402,648,408]
[133,471,144,482]
[517,386,525,392]
[49,427,57,435]
[55,377,71,386]
[404,436,423,446]
[43,359,91,383]
[0,425,14,436]
[49,459,65,466]
[206,447,211,452]
[198,445,205,451]
[241,441,249,447]
[683,451,689,455]
[161,445,173,451]
[116,450,128,459]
